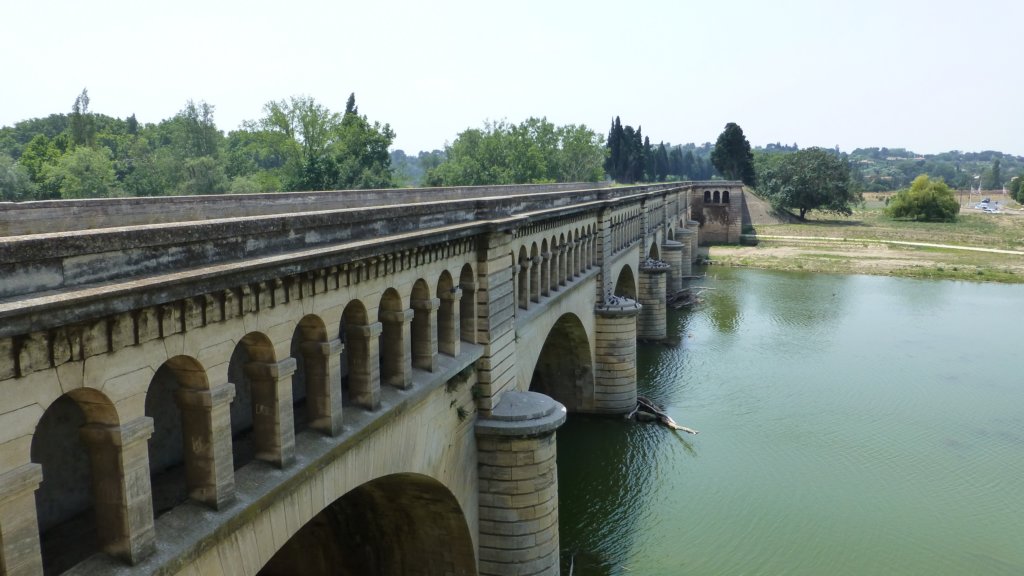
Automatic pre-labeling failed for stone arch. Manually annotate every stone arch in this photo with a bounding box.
[540,238,551,297]
[257,473,476,576]
[341,299,379,410]
[378,288,410,389]
[548,235,559,293]
[572,229,581,277]
[147,355,212,517]
[436,271,458,357]
[32,387,128,574]
[713,190,721,203]
[291,314,341,436]
[558,233,567,285]
[458,264,477,344]
[648,242,661,260]
[229,331,290,469]
[722,189,731,203]
[410,279,437,372]
[703,190,711,203]
[528,313,594,413]
[614,265,637,300]
[529,242,540,303]
[517,245,529,310]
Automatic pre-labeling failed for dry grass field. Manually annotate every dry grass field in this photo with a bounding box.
[708,193,1024,283]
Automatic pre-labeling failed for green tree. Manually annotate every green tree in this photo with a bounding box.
[711,122,755,185]
[984,157,1002,190]
[885,174,959,222]
[556,124,605,182]
[43,146,118,199]
[756,147,859,219]
[428,118,605,186]
[0,155,38,201]
[69,88,96,148]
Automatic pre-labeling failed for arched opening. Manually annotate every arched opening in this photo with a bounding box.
[713,190,721,203]
[648,243,660,260]
[540,239,551,297]
[341,300,377,409]
[378,289,409,389]
[410,279,435,371]
[228,332,286,469]
[548,236,559,293]
[723,190,731,203]
[614,265,637,300]
[517,246,529,310]
[703,190,711,203]
[558,233,567,285]
[32,389,120,575]
[147,356,209,516]
[291,315,337,435]
[530,243,540,303]
[458,264,477,344]
[257,474,476,576]
[529,314,594,413]
[436,271,457,356]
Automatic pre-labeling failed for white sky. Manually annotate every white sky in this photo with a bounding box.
[4,0,1022,156]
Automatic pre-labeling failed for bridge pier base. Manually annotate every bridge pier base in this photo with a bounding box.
[79,417,157,564]
[662,241,684,294]
[593,301,641,413]
[674,228,695,277]
[0,464,44,576]
[638,264,668,341]
[476,391,566,576]
[687,219,701,256]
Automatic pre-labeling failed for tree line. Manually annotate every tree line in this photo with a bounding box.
[0,89,395,201]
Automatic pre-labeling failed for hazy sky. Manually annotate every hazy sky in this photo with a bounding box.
[5,0,1022,156]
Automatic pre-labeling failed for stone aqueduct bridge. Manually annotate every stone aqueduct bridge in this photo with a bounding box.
[0,180,742,576]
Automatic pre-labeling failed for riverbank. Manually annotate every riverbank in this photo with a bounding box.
[707,194,1024,283]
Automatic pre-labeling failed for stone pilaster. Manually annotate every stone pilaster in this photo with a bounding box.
[593,300,641,413]
[638,262,669,341]
[379,309,414,389]
[301,338,344,436]
[78,417,156,564]
[174,382,236,509]
[411,297,440,371]
[243,357,297,468]
[662,240,684,294]
[476,391,566,576]
[346,322,383,410]
[0,464,44,576]
[474,230,518,414]
[438,288,462,357]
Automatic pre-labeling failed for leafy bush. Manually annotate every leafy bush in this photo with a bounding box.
[885,175,959,222]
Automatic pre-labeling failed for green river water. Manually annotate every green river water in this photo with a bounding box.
[556,268,1024,576]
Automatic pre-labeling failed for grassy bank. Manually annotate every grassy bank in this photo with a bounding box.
[706,194,1024,283]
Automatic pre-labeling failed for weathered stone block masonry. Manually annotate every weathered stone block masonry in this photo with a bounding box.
[0,180,741,576]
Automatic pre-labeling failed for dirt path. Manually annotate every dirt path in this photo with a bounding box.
[707,234,1024,283]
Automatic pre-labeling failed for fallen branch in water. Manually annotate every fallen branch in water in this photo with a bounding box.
[624,396,699,434]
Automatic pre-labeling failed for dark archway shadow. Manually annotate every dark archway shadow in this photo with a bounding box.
[258,473,477,576]
[530,313,594,413]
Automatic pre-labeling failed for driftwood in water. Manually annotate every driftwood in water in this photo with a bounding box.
[624,396,699,434]
[667,287,711,309]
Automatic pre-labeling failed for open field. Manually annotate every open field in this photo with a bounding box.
[707,193,1024,283]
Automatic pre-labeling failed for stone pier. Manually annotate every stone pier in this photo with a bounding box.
[592,300,641,413]
[638,262,668,341]
[476,391,566,576]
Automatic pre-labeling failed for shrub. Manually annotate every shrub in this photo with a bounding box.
[885,175,959,222]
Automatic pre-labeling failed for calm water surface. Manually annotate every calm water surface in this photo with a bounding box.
[557,268,1024,576]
